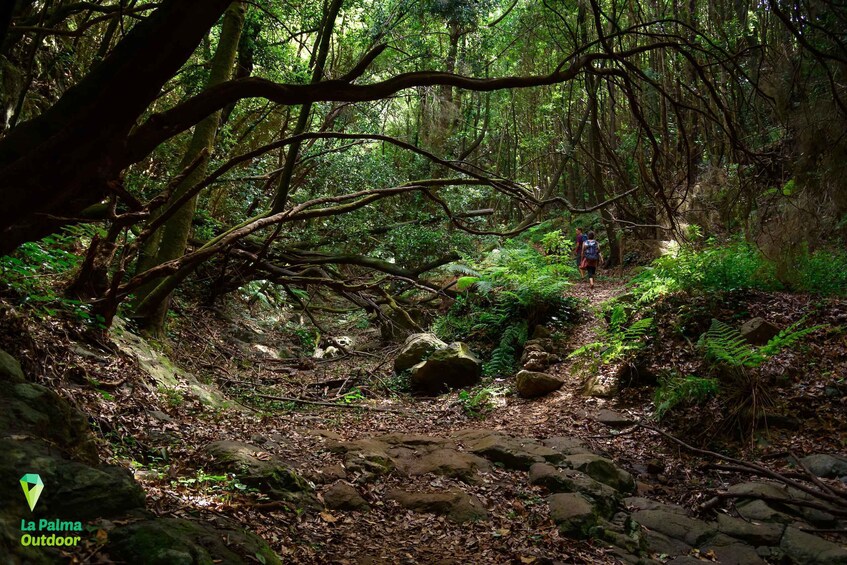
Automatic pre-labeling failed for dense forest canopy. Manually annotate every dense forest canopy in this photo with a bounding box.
[0,0,845,335]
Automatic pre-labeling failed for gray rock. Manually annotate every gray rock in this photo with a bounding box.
[800,454,847,479]
[393,333,447,373]
[595,409,633,428]
[0,348,25,382]
[561,453,636,493]
[515,370,564,398]
[641,529,691,557]
[387,488,488,523]
[583,372,620,398]
[631,509,717,546]
[547,493,598,539]
[541,436,592,455]
[394,447,490,483]
[311,464,346,484]
[323,482,369,511]
[623,497,687,514]
[735,499,796,524]
[739,317,780,345]
[780,526,847,565]
[716,513,785,546]
[460,430,563,470]
[148,410,173,422]
[409,342,481,393]
[339,438,395,475]
[529,463,619,516]
[700,533,766,565]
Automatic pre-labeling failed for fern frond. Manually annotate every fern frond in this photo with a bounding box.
[621,317,653,342]
[759,318,827,357]
[484,322,528,376]
[701,319,763,367]
[447,263,481,277]
[456,276,480,291]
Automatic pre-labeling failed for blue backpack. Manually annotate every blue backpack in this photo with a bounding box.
[584,239,599,260]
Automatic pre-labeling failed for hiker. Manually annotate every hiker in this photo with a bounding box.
[574,227,587,278]
[580,231,603,288]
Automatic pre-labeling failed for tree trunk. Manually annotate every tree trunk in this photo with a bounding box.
[133,2,245,336]
[0,0,232,256]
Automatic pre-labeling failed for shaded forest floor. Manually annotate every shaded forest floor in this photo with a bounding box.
[1,274,846,563]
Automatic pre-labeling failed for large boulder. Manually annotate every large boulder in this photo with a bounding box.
[323,482,369,511]
[409,342,481,393]
[394,333,447,373]
[458,430,563,470]
[780,526,847,565]
[515,370,564,398]
[529,463,620,516]
[739,317,780,345]
[0,354,146,564]
[561,453,636,493]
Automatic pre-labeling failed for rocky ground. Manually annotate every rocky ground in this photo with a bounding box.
[0,278,846,564]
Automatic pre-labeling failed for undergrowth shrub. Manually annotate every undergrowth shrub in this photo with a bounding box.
[653,373,718,420]
[630,239,778,304]
[791,248,847,296]
[0,225,106,326]
[698,317,827,440]
[434,244,580,376]
[631,239,847,304]
[569,304,653,372]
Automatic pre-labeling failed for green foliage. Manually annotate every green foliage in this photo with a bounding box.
[570,308,653,371]
[540,229,571,257]
[0,225,107,327]
[698,317,825,441]
[290,326,318,352]
[653,373,718,420]
[791,248,847,297]
[485,321,528,377]
[699,318,826,369]
[338,387,365,404]
[158,386,185,408]
[434,244,580,373]
[631,239,779,304]
[699,319,765,368]
[631,240,847,305]
[457,385,504,418]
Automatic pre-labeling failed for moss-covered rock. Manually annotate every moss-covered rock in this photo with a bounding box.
[107,517,282,565]
[409,342,482,393]
[204,441,317,507]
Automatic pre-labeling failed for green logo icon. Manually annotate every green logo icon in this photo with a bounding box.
[20,474,44,512]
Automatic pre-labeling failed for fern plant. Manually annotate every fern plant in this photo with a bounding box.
[435,244,580,375]
[653,373,719,420]
[699,317,826,440]
[485,321,528,377]
[570,314,654,372]
[700,317,826,368]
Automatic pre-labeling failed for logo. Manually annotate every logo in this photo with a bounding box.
[20,474,44,512]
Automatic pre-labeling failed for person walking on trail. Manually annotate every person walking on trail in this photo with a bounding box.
[574,227,587,278]
[580,231,603,289]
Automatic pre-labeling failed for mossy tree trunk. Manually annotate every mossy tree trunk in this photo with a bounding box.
[133,2,246,337]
